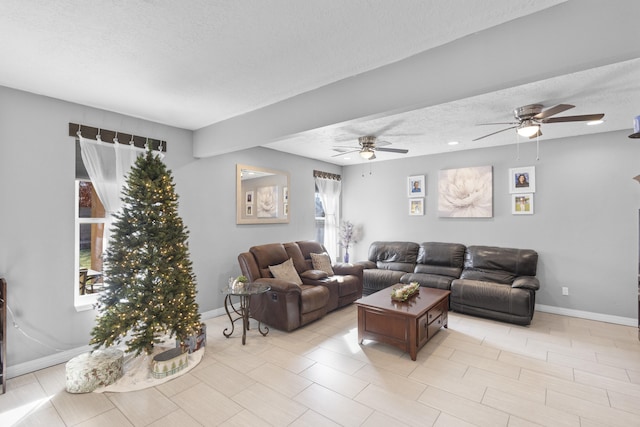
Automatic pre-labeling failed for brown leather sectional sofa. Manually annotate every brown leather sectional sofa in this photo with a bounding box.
[238,240,363,331]
[358,241,540,325]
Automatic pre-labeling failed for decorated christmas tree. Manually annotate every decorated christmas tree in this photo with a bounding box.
[90,150,201,356]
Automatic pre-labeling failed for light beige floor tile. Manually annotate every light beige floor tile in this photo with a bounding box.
[409,360,485,402]
[107,387,177,427]
[7,372,39,389]
[300,361,368,398]
[289,409,342,427]
[607,389,640,415]
[219,408,275,427]
[462,367,546,403]
[12,402,66,427]
[547,351,629,381]
[497,350,574,380]
[155,372,202,397]
[507,415,544,427]
[33,364,67,395]
[233,382,308,426]
[50,390,115,426]
[482,387,580,427]
[257,345,316,374]
[190,359,255,397]
[574,370,640,398]
[595,350,640,372]
[450,349,521,379]
[304,347,366,375]
[74,407,134,427]
[353,364,426,400]
[627,368,640,385]
[518,368,610,405]
[438,337,501,360]
[361,410,412,427]
[355,383,440,427]
[546,389,639,427]
[247,362,313,398]
[412,354,469,378]
[146,409,202,427]
[0,380,48,416]
[294,383,373,427]
[433,412,479,427]
[419,385,509,427]
[170,382,243,426]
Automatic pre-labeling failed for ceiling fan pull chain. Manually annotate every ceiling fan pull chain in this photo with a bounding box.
[536,134,540,161]
[515,132,520,160]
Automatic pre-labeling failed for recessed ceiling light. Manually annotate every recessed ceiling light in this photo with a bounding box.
[586,120,604,126]
[448,141,459,146]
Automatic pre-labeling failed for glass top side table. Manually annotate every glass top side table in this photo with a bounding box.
[223,282,271,345]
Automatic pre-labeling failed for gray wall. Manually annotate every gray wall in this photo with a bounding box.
[342,132,639,319]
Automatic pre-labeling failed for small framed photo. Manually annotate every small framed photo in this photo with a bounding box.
[408,175,425,197]
[245,191,254,204]
[284,203,288,215]
[409,198,424,216]
[283,186,288,202]
[246,205,253,216]
[512,193,534,215]
[509,166,535,193]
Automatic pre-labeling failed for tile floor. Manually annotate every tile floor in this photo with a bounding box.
[1,305,639,426]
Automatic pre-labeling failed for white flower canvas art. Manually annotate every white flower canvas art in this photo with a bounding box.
[438,166,493,217]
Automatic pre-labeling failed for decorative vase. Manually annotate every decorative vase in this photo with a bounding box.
[343,251,349,263]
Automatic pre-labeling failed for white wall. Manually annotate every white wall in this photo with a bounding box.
[342,131,640,320]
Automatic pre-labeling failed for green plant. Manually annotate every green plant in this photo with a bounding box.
[236,275,248,283]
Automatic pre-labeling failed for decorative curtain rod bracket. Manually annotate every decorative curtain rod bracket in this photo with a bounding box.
[69,122,167,152]
[314,170,341,181]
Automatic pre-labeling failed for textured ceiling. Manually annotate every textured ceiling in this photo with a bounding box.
[1,0,639,165]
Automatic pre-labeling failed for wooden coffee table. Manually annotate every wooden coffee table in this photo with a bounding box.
[355,286,450,360]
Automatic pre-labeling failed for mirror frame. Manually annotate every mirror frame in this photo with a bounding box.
[236,164,290,224]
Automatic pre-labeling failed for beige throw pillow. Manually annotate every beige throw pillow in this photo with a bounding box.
[310,252,334,276]
[268,258,303,285]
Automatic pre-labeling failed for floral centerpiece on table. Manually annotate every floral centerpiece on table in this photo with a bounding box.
[339,220,359,263]
[391,282,420,301]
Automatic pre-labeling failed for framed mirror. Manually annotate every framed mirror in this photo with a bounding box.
[237,164,290,224]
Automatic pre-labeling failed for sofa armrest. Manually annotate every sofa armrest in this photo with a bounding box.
[355,260,376,270]
[253,278,302,294]
[333,263,364,276]
[301,270,329,280]
[512,276,540,291]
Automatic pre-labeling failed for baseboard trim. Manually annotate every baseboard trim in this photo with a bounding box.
[6,307,226,380]
[535,304,636,327]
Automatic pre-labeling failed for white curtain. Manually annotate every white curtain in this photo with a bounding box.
[315,176,341,262]
[79,133,148,255]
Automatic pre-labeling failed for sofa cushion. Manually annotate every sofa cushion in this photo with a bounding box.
[451,279,533,318]
[269,258,302,286]
[250,243,290,278]
[368,241,420,264]
[300,269,329,280]
[464,246,538,276]
[300,284,330,313]
[310,252,334,275]
[417,242,466,268]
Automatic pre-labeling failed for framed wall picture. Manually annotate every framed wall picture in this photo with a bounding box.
[246,205,253,216]
[512,193,534,215]
[409,198,424,215]
[509,166,535,193]
[438,166,493,218]
[408,175,425,197]
[245,190,254,204]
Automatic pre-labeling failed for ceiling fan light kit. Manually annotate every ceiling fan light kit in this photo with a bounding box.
[517,120,540,138]
[332,134,409,161]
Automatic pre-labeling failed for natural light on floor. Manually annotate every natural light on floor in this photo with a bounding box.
[0,396,53,425]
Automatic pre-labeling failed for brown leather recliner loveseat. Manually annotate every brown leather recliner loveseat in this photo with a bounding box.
[238,240,363,331]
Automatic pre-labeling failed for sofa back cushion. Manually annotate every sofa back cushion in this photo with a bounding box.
[295,240,329,271]
[368,241,419,273]
[460,245,538,284]
[414,242,466,278]
[250,243,290,278]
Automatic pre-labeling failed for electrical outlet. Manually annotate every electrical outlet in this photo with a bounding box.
[562,287,569,296]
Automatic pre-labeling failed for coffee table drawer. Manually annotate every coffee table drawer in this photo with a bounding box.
[427,303,444,324]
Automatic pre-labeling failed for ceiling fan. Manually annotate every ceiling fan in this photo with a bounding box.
[473,104,605,141]
[332,135,409,160]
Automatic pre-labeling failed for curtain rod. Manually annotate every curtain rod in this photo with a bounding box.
[69,122,167,152]
[314,170,341,181]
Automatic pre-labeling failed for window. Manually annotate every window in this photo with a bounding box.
[75,141,106,309]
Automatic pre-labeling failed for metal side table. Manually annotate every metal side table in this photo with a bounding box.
[223,282,271,345]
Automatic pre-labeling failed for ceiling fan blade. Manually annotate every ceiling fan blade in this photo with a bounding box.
[476,122,519,126]
[533,104,574,120]
[472,125,518,141]
[331,149,359,157]
[542,113,604,123]
[375,139,392,147]
[376,147,409,154]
